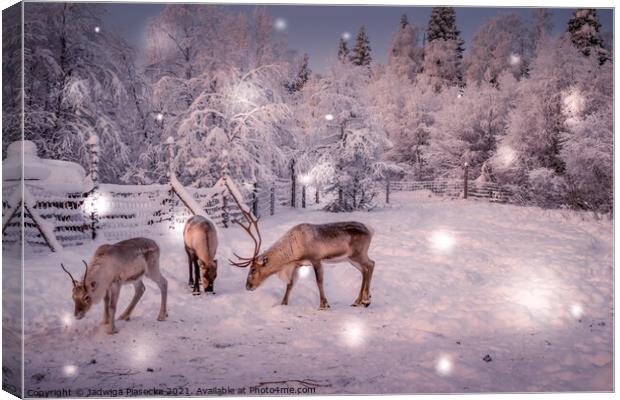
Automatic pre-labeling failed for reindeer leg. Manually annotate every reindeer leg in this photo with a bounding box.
[186,247,194,287]
[281,281,295,306]
[281,269,299,306]
[118,281,145,321]
[312,261,330,310]
[156,274,168,321]
[362,259,376,307]
[349,260,367,307]
[107,282,121,334]
[101,290,111,325]
[192,259,201,295]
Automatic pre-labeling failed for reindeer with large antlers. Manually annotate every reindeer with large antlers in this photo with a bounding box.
[227,184,376,309]
[61,237,168,334]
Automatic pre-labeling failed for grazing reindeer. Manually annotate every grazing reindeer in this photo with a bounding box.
[227,184,375,309]
[60,237,168,334]
[183,215,218,294]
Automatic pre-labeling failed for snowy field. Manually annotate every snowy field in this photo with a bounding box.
[15,191,613,395]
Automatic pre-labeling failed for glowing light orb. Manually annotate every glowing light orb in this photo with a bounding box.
[61,313,73,327]
[274,18,288,32]
[435,354,453,376]
[63,364,78,377]
[341,32,351,41]
[155,113,164,121]
[563,88,585,117]
[298,174,312,185]
[324,114,334,121]
[570,303,584,319]
[298,266,311,278]
[430,231,455,252]
[496,145,517,168]
[94,26,100,33]
[509,53,521,65]
[340,320,365,348]
[83,193,110,216]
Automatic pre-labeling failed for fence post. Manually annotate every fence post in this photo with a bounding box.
[221,190,229,228]
[252,182,258,217]
[166,136,175,179]
[290,159,296,208]
[301,185,306,208]
[166,136,176,230]
[386,177,391,204]
[87,134,100,240]
[463,162,469,199]
[270,186,275,216]
[315,187,319,204]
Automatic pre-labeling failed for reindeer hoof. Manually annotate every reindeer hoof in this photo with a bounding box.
[363,302,370,308]
[281,301,288,306]
[319,304,330,310]
[117,315,130,321]
[157,314,166,321]
[106,327,119,335]
[192,290,201,296]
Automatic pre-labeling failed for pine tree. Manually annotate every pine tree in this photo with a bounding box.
[426,7,464,57]
[567,8,608,64]
[337,38,350,63]
[423,7,465,89]
[388,14,423,80]
[285,53,310,93]
[350,26,372,67]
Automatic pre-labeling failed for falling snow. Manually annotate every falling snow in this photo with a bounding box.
[13,191,612,393]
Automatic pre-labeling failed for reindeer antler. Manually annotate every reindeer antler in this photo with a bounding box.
[225,182,262,268]
[60,263,77,287]
[82,260,89,286]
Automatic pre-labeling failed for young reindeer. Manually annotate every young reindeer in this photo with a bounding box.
[183,215,218,295]
[227,184,376,309]
[60,237,168,334]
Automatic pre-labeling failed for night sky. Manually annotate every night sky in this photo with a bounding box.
[101,3,614,72]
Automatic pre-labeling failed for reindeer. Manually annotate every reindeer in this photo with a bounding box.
[227,185,376,309]
[183,215,218,295]
[60,237,168,334]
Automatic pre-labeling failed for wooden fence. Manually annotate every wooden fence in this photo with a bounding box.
[386,179,513,203]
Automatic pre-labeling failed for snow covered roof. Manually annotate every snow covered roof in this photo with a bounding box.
[3,141,90,192]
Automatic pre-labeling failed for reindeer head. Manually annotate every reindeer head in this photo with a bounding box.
[226,183,271,291]
[201,259,218,292]
[61,261,96,319]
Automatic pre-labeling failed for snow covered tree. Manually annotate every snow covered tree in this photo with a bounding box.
[427,74,517,179]
[337,37,350,63]
[422,7,465,89]
[387,14,423,81]
[464,13,530,86]
[369,66,436,178]
[350,26,372,67]
[22,3,143,182]
[491,35,611,209]
[566,8,608,64]
[285,53,310,93]
[2,4,22,156]
[296,61,394,211]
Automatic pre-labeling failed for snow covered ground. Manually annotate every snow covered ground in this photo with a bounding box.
[14,191,613,395]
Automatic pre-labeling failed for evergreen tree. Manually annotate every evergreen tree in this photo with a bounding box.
[388,14,423,81]
[426,7,464,57]
[285,53,310,93]
[567,8,608,64]
[350,26,372,67]
[423,7,465,89]
[337,37,350,63]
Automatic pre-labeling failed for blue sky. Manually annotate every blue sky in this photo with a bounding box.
[102,4,613,71]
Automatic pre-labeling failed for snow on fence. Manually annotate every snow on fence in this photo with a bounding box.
[387,179,512,203]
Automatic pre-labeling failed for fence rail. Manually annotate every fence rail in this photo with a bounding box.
[387,179,512,203]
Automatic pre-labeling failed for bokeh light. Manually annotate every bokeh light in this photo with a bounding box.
[342,32,351,41]
[63,364,78,377]
[83,193,110,216]
[340,319,366,348]
[435,354,453,376]
[298,266,311,278]
[570,303,584,319]
[324,114,334,121]
[274,18,287,31]
[430,230,455,252]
